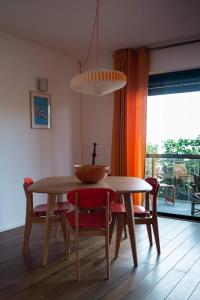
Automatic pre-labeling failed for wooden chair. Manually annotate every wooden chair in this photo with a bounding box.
[65,188,116,280]
[23,177,70,254]
[108,172,127,239]
[191,174,200,215]
[110,177,160,258]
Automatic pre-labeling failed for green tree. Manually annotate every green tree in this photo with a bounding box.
[162,136,200,154]
[146,142,159,154]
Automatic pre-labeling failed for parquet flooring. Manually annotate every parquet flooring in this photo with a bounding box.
[1,217,200,300]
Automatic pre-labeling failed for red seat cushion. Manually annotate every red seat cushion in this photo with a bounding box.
[54,202,70,213]
[33,202,70,217]
[110,202,126,213]
[134,205,150,218]
[65,211,112,228]
[24,177,33,185]
[33,204,47,216]
[110,203,150,218]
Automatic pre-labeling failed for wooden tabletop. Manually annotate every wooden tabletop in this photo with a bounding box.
[29,176,152,194]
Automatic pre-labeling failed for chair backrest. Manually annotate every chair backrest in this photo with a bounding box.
[145,177,160,216]
[173,163,188,178]
[67,188,116,209]
[194,174,200,192]
[23,177,34,214]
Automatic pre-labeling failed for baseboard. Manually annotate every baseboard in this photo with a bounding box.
[158,212,200,222]
[0,221,25,232]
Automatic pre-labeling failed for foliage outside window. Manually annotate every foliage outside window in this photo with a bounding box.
[147,136,200,155]
[146,137,200,200]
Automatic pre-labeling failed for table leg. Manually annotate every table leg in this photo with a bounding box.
[42,194,56,266]
[123,193,138,267]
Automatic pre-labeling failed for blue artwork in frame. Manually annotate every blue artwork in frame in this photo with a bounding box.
[30,91,51,129]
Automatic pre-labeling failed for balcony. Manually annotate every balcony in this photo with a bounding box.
[145,154,200,218]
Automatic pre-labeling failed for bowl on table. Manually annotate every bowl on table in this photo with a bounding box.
[74,164,109,184]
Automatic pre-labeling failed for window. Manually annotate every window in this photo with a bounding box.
[146,69,200,218]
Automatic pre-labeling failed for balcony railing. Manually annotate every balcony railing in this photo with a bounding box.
[145,154,200,202]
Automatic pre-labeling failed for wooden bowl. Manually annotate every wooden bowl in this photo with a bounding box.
[74,165,109,184]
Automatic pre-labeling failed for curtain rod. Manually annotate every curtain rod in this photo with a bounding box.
[149,38,200,51]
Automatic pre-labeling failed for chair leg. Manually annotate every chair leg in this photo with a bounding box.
[191,200,195,215]
[115,214,125,259]
[120,194,127,239]
[55,195,63,239]
[124,225,128,239]
[66,226,70,258]
[109,214,116,244]
[75,230,80,281]
[23,218,32,254]
[105,228,110,280]
[59,214,68,256]
[55,221,59,239]
[146,223,153,246]
[152,220,161,255]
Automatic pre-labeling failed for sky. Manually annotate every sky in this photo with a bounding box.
[147,91,200,152]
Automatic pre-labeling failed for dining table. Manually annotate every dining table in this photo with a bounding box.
[28,176,152,267]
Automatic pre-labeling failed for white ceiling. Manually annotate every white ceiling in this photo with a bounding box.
[0,0,200,61]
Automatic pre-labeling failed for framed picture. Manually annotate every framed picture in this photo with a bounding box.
[30,91,51,129]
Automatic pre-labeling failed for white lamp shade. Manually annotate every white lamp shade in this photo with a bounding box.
[70,69,127,96]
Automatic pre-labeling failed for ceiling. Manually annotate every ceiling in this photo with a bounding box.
[0,0,200,61]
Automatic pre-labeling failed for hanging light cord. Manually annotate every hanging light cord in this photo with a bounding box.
[78,0,100,164]
[82,0,100,69]
[70,0,127,97]
[79,61,84,164]
[96,0,100,68]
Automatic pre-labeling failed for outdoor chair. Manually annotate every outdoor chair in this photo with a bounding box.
[191,174,200,215]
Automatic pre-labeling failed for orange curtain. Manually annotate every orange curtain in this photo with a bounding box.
[111,48,149,204]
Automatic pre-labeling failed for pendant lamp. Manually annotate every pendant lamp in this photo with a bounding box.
[70,0,127,96]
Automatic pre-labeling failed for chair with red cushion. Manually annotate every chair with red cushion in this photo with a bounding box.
[110,177,160,258]
[108,173,127,240]
[65,188,116,280]
[23,177,70,254]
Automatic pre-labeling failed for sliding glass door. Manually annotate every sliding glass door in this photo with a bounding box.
[145,69,200,219]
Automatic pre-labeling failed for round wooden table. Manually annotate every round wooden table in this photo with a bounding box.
[29,176,152,266]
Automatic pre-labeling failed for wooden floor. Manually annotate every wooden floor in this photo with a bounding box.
[1,217,200,300]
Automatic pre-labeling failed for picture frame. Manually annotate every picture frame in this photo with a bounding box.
[30,91,51,129]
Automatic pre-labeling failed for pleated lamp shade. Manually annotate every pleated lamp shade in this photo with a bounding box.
[70,68,127,96]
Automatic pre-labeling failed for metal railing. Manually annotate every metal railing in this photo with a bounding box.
[145,154,200,201]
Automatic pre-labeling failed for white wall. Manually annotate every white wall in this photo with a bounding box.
[0,33,81,231]
[150,42,200,74]
[81,56,113,166]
